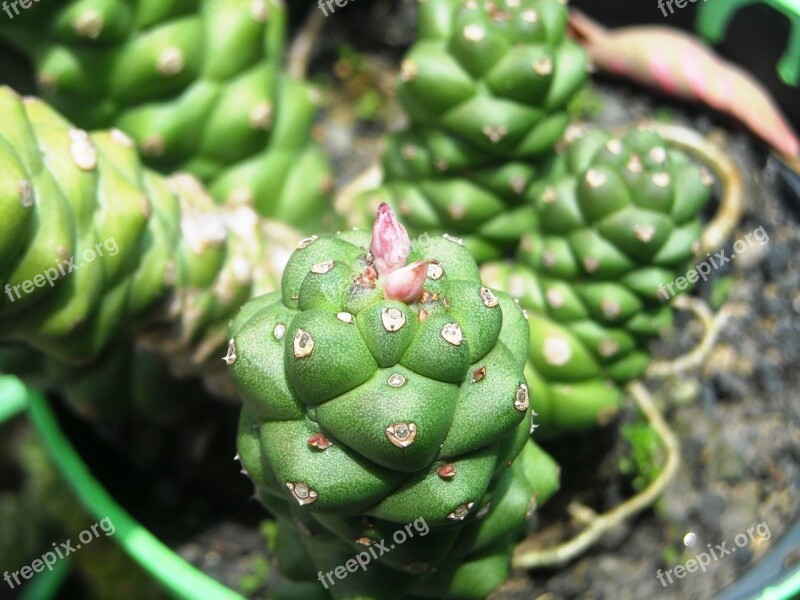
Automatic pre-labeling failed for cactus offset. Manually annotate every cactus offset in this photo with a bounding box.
[482,126,712,432]
[345,0,588,262]
[229,204,559,598]
[0,0,332,230]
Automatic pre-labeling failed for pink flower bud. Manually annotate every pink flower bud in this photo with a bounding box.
[382,261,426,303]
[371,203,410,276]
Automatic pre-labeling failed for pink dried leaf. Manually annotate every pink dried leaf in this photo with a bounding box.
[371,203,410,277]
[569,9,800,159]
[382,260,426,303]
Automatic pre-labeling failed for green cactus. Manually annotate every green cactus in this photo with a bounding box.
[229,205,559,598]
[344,0,588,262]
[0,85,297,408]
[0,0,332,231]
[482,126,712,432]
[336,0,712,435]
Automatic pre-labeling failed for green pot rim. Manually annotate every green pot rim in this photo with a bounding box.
[0,376,244,600]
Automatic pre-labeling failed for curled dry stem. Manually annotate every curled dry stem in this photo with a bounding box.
[781,153,800,175]
[288,7,327,79]
[647,295,730,378]
[512,381,680,569]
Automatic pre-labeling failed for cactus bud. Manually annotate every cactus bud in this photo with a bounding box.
[371,203,411,277]
[382,260,427,303]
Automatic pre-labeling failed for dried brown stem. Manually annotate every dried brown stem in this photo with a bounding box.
[780,153,800,175]
[288,8,327,79]
[647,295,729,378]
[512,381,680,569]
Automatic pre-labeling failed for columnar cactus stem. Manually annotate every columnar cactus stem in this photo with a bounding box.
[482,125,713,433]
[0,85,297,407]
[343,0,589,262]
[0,0,333,230]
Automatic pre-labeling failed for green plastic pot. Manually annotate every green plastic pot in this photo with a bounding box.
[0,376,244,600]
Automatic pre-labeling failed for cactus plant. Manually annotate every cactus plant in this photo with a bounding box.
[336,0,714,434]
[0,0,741,594]
[0,0,332,230]
[228,204,560,598]
[0,84,297,406]
[344,0,588,262]
[481,126,712,432]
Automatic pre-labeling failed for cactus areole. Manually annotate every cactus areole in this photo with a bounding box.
[228,205,559,598]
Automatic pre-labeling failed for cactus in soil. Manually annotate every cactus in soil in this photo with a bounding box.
[0,85,298,407]
[229,204,559,598]
[0,0,332,230]
[343,0,588,262]
[481,126,712,432]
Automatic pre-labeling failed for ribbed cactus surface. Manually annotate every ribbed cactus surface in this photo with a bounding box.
[482,126,712,431]
[0,0,331,229]
[0,85,297,403]
[229,206,560,598]
[346,0,588,261]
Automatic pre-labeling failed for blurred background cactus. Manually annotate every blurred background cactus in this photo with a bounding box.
[0,85,300,412]
[482,126,712,432]
[0,0,333,231]
[343,0,588,262]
